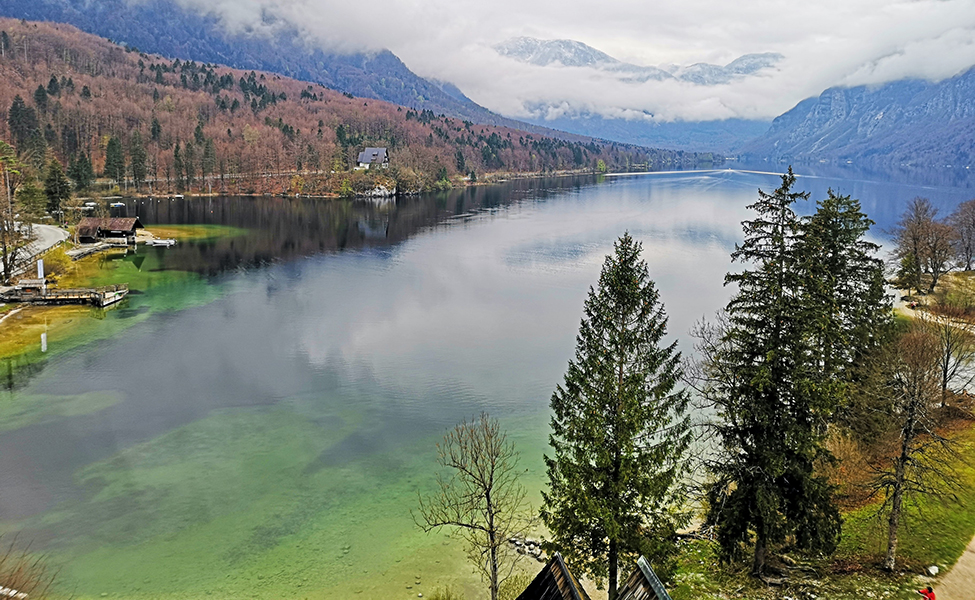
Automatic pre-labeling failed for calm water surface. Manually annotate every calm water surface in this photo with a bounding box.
[1,169,973,598]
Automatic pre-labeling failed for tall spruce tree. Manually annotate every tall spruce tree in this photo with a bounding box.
[7,96,39,148]
[68,153,94,191]
[798,189,892,384]
[44,159,72,218]
[702,169,841,576]
[173,142,185,191]
[33,85,48,112]
[105,136,125,186]
[542,233,691,600]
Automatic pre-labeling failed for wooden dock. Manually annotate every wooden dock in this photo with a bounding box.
[0,284,129,307]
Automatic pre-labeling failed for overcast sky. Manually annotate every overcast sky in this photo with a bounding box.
[177,0,975,123]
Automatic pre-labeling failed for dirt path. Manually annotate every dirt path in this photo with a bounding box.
[935,535,975,600]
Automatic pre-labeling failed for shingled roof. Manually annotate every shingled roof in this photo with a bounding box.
[617,556,673,600]
[515,553,591,600]
[76,217,144,239]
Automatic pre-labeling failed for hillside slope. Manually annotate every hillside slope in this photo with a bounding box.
[742,68,975,167]
[0,0,609,142]
[0,19,711,196]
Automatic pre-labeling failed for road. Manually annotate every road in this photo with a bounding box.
[936,535,975,600]
[27,224,69,256]
[8,224,69,280]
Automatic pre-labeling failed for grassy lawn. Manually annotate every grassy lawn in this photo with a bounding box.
[670,421,975,600]
[143,224,247,242]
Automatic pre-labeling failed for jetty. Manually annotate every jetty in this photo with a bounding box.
[0,283,129,308]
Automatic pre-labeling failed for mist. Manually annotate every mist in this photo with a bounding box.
[168,0,975,123]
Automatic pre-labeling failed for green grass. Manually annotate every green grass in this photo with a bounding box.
[144,224,247,242]
[670,423,975,600]
[838,424,975,571]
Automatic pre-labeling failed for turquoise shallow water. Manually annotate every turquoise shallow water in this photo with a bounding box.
[1,170,974,598]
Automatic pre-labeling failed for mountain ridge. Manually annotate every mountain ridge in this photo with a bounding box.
[741,67,975,167]
[0,0,607,144]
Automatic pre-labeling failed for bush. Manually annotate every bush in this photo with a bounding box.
[42,246,72,279]
[429,586,465,600]
[499,572,534,600]
[0,539,56,599]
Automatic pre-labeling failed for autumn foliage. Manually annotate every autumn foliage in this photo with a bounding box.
[0,19,712,196]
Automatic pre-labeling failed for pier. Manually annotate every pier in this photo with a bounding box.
[0,284,129,308]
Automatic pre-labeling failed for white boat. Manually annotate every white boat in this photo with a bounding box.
[146,238,177,247]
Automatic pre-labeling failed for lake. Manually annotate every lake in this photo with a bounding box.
[1,168,973,599]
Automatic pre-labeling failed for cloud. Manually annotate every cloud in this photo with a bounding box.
[167,0,975,122]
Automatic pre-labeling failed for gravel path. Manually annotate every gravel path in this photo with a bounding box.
[935,535,975,600]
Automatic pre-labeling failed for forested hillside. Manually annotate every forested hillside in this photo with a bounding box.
[0,19,712,196]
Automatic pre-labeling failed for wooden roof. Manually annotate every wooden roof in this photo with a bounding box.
[617,556,673,600]
[77,217,144,237]
[516,553,591,600]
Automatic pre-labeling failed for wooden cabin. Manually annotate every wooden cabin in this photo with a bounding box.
[516,553,591,600]
[76,217,144,245]
[617,556,673,600]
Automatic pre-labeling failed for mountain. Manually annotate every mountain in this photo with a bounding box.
[0,0,594,142]
[522,115,771,154]
[0,19,715,199]
[491,37,778,152]
[742,68,975,167]
[494,36,782,85]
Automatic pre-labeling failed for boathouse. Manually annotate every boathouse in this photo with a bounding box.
[75,217,144,245]
[356,147,389,169]
[516,553,591,600]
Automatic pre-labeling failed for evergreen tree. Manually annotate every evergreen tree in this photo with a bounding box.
[7,96,39,148]
[129,131,147,190]
[67,153,94,191]
[44,159,72,217]
[81,85,91,99]
[542,233,691,599]
[150,117,162,142]
[797,189,892,384]
[16,177,48,224]
[47,74,61,97]
[104,136,125,186]
[33,85,48,111]
[173,142,185,191]
[702,170,841,575]
[0,31,10,58]
[194,120,206,145]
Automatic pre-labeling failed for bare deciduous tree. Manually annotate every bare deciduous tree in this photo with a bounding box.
[415,413,534,600]
[923,302,975,406]
[893,198,956,294]
[862,329,958,571]
[0,141,29,284]
[949,198,975,271]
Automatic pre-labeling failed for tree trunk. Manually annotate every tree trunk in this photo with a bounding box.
[608,538,619,600]
[884,457,906,571]
[752,534,767,576]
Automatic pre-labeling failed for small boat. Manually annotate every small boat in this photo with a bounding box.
[110,202,125,207]
[146,238,177,247]
[172,194,184,200]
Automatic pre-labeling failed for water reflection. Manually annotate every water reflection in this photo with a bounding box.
[2,169,975,598]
